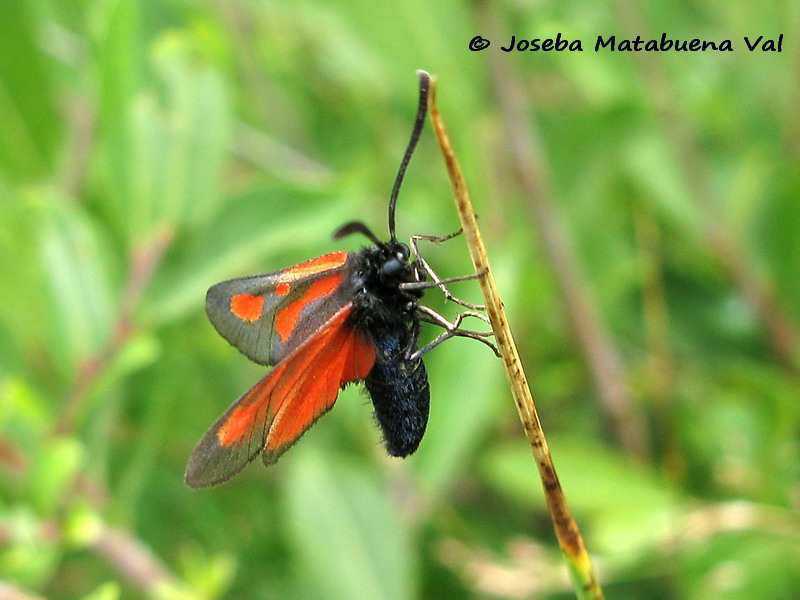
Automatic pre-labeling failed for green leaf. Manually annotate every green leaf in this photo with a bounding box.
[0,184,51,358]
[151,36,230,230]
[28,437,84,516]
[75,332,161,442]
[0,377,50,443]
[758,169,800,315]
[0,0,60,181]
[680,531,800,600]
[64,503,104,547]
[94,0,141,240]
[80,582,121,600]
[39,198,115,377]
[624,133,701,234]
[481,434,680,559]
[98,26,229,243]
[0,505,62,588]
[179,544,236,600]
[284,450,416,600]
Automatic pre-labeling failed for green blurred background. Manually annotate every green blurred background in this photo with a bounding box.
[1,0,799,598]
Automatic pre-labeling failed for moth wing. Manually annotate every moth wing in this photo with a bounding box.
[205,251,353,365]
[185,305,376,488]
[261,307,377,465]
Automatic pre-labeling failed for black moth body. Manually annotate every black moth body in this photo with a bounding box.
[347,240,430,457]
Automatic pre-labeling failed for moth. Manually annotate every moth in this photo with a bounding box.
[185,71,493,488]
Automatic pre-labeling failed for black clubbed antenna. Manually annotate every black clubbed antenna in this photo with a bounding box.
[388,70,431,243]
[332,220,387,250]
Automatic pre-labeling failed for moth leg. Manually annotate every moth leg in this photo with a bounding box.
[410,305,498,360]
[417,305,491,331]
[412,228,464,246]
[400,270,487,293]
[403,316,422,357]
[404,230,487,311]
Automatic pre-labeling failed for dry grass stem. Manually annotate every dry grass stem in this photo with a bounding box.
[427,73,604,600]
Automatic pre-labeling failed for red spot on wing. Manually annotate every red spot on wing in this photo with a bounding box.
[217,397,264,447]
[276,282,290,296]
[281,252,348,281]
[230,294,265,322]
[214,346,304,448]
[275,272,344,342]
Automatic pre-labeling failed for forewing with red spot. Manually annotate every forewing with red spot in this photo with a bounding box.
[184,306,376,487]
[205,251,353,365]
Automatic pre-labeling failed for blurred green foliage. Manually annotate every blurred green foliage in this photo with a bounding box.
[1,0,799,598]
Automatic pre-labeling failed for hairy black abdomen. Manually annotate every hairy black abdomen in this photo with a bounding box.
[365,332,430,457]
